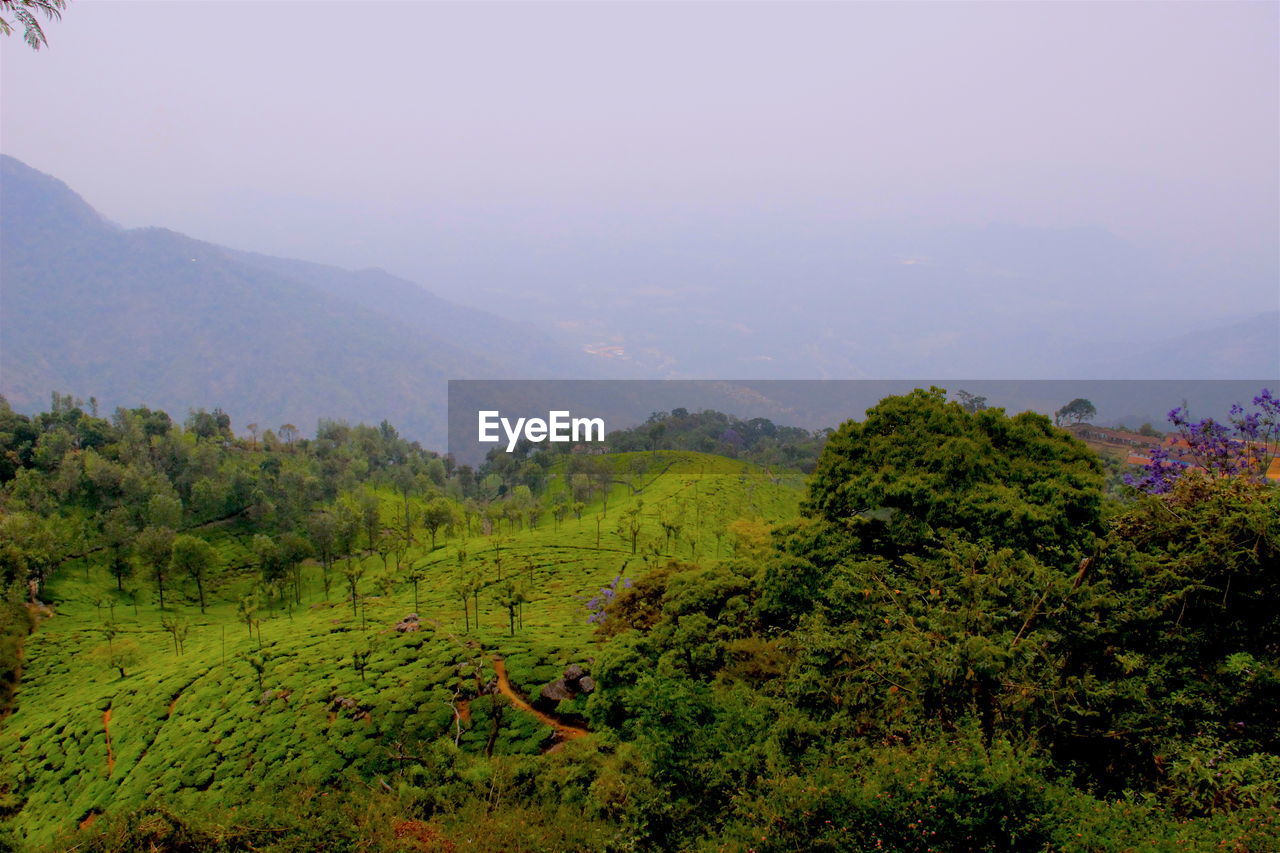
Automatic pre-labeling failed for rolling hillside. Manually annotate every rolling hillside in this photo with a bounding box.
[0,451,803,850]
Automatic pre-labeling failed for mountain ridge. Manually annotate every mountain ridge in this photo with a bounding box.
[0,155,607,445]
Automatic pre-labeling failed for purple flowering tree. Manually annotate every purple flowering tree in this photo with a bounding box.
[1126,389,1279,494]
[583,574,633,625]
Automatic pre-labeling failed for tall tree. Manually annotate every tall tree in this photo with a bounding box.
[422,498,453,551]
[101,507,135,591]
[134,525,175,609]
[171,534,217,613]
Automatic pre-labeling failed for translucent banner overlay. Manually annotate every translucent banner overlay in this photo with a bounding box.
[446,379,1276,465]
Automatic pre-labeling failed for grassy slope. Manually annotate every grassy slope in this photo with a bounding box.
[0,452,803,848]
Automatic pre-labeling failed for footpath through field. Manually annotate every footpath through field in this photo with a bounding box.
[490,657,588,746]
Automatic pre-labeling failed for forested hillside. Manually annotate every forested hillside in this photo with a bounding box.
[0,156,602,446]
[0,389,1276,851]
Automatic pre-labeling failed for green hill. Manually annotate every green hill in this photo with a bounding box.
[3,390,1276,851]
[0,451,801,849]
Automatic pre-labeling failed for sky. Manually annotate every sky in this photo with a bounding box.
[1,1,1277,344]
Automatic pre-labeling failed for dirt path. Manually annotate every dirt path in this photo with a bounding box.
[102,707,114,776]
[490,658,588,745]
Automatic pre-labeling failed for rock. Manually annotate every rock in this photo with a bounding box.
[564,664,586,684]
[393,612,421,632]
[577,676,595,694]
[539,679,574,703]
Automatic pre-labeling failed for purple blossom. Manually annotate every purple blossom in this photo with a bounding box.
[580,574,633,624]
[1126,388,1279,494]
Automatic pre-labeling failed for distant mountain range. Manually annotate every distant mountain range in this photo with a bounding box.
[449,215,1276,380]
[0,155,611,446]
[1,155,1274,447]
[1079,310,1279,379]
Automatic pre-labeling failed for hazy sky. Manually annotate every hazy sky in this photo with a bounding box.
[2,1,1277,320]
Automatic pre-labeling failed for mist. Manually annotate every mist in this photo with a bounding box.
[3,1,1276,377]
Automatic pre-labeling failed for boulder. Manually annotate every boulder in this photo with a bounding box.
[577,676,595,694]
[539,679,574,703]
[564,664,586,684]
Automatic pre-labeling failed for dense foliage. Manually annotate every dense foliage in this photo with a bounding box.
[582,389,1278,850]
[1,389,1276,851]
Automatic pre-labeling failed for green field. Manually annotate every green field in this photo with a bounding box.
[1,451,803,849]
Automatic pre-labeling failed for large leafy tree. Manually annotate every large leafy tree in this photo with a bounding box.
[1072,475,1280,797]
[1054,397,1097,426]
[805,386,1103,559]
[170,534,217,613]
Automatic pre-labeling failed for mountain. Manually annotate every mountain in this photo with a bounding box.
[443,216,1275,379]
[1076,310,1279,379]
[0,155,607,446]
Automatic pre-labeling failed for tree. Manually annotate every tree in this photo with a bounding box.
[807,387,1102,558]
[134,525,175,609]
[570,473,592,504]
[92,638,140,678]
[352,646,370,681]
[453,578,472,632]
[342,559,365,618]
[407,564,425,613]
[616,502,644,554]
[592,463,615,515]
[390,465,417,542]
[422,498,453,551]
[146,493,183,530]
[171,534,217,613]
[237,593,260,641]
[649,422,667,456]
[307,511,337,600]
[551,493,569,531]
[247,654,266,692]
[495,581,528,636]
[954,389,988,413]
[658,502,685,552]
[1054,397,1096,426]
[252,534,285,587]
[357,490,381,553]
[0,0,66,50]
[278,532,313,605]
[160,613,190,656]
[101,507,135,591]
